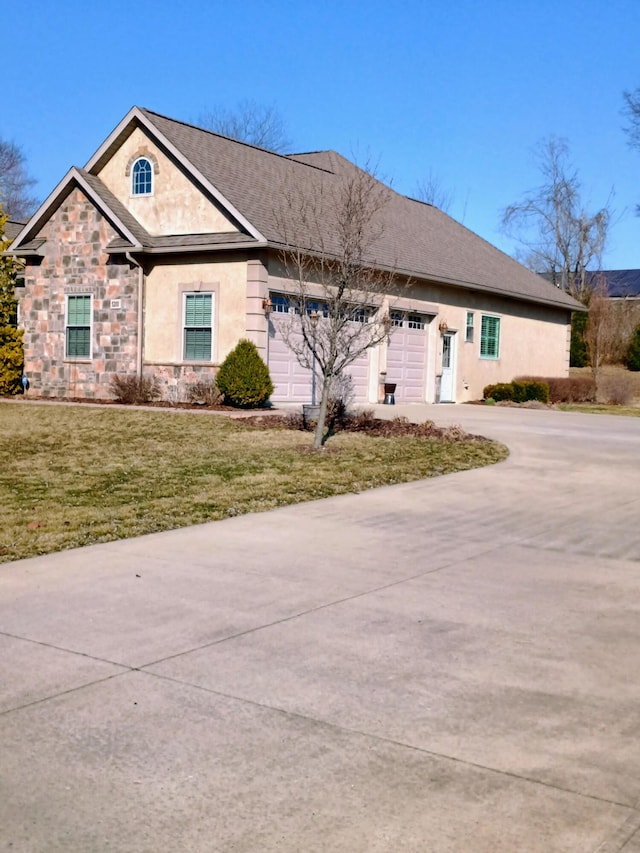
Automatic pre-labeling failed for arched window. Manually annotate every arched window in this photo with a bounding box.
[131,158,153,195]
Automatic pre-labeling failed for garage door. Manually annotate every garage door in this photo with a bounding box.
[268,306,371,404]
[386,313,428,403]
[268,314,314,402]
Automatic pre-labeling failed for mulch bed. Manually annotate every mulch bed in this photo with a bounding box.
[239,412,485,442]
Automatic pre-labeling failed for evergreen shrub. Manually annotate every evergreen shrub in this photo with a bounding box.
[570,311,589,367]
[0,210,24,395]
[216,339,274,408]
[516,375,595,403]
[625,326,640,372]
[483,380,549,404]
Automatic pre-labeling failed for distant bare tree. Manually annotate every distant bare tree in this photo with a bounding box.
[197,100,291,153]
[0,138,38,221]
[501,137,612,302]
[622,87,640,148]
[584,276,618,394]
[622,87,640,213]
[275,162,405,449]
[415,170,454,213]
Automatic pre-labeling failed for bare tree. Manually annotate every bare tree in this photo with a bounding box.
[415,169,454,213]
[584,275,618,394]
[501,137,612,301]
[275,163,405,449]
[623,87,640,213]
[0,139,38,221]
[622,87,640,148]
[197,100,291,153]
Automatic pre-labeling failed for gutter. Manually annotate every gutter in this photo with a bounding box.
[125,252,145,378]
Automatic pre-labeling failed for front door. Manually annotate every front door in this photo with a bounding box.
[439,332,456,402]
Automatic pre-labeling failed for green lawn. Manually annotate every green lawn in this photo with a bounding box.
[0,402,507,564]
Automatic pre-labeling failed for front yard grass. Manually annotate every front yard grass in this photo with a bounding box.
[0,402,507,564]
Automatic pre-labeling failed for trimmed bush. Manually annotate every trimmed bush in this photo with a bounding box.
[483,382,515,402]
[516,375,595,403]
[483,380,549,404]
[110,374,161,405]
[216,339,274,408]
[625,326,640,372]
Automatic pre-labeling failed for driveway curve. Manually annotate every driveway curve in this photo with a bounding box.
[1,404,639,852]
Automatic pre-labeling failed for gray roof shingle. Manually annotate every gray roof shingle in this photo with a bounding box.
[4,220,25,243]
[137,108,580,311]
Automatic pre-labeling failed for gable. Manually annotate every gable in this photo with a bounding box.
[95,126,240,237]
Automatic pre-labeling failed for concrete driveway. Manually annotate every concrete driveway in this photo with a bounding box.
[1,404,639,852]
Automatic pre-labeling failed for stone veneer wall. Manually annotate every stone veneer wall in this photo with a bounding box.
[142,363,219,403]
[21,188,139,399]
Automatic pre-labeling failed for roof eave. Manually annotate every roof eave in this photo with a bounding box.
[265,242,582,312]
[8,167,143,253]
[84,107,267,244]
[106,240,268,256]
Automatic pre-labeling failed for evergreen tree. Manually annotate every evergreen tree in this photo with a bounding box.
[626,325,640,372]
[0,206,24,395]
[216,339,273,407]
[570,311,589,367]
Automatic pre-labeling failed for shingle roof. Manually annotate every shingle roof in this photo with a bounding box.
[77,169,150,246]
[4,220,25,243]
[136,108,580,311]
[106,232,260,252]
[587,270,640,298]
[4,168,152,256]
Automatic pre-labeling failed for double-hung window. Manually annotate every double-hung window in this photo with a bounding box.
[66,294,92,358]
[184,293,213,361]
[465,312,474,343]
[480,314,500,358]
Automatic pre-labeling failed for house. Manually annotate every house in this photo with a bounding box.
[4,220,26,243]
[587,270,640,300]
[7,107,581,404]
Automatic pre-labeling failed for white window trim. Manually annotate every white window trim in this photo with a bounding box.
[465,311,474,343]
[183,291,215,362]
[480,314,501,359]
[131,157,154,197]
[65,293,93,361]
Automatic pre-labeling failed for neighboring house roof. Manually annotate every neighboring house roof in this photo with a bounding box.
[9,106,582,312]
[587,270,640,298]
[3,220,25,243]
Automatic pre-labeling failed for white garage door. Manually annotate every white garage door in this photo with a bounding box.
[386,313,428,403]
[268,306,371,404]
[268,314,314,403]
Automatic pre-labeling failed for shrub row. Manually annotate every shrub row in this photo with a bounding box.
[110,340,274,409]
[514,375,596,403]
[483,380,550,404]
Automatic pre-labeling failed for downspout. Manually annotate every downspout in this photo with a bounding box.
[126,252,144,378]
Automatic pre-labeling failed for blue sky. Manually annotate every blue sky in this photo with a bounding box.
[6,0,639,268]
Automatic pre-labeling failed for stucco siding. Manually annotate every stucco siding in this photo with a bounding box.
[144,259,248,365]
[97,127,239,236]
[430,289,570,402]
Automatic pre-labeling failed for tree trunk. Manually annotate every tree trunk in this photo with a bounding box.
[313,379,331,450]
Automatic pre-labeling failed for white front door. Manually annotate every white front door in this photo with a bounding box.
[439,332,456,402]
